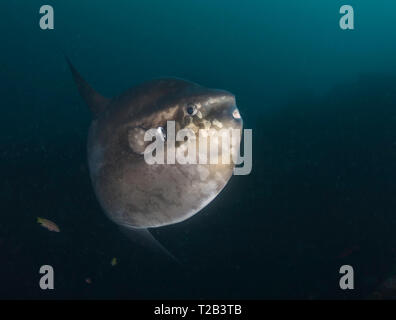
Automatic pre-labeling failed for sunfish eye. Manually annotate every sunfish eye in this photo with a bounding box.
[157,126,166,141]
[186,104,197,116]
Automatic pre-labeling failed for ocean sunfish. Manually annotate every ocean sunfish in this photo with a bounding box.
[67,59,243,257]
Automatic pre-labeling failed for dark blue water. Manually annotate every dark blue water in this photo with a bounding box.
[1,0,396,299]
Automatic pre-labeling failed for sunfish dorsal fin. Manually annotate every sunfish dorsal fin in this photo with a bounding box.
[66,57,110,117]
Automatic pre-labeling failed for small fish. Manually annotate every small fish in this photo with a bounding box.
[37,217,60,232]
[111,257,117,266]
[85,278,92,284]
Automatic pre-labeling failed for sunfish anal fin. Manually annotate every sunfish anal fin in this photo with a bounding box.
[119,225,180,264]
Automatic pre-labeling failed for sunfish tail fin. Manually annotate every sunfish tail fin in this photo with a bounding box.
[66,57,110,118]
[119,225,180,264]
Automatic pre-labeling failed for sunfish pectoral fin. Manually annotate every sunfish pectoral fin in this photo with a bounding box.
[119,225,180,264]
[66,57,110,118]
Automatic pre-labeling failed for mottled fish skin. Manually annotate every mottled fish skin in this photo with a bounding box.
[68,61,243,230]
[89,79,242,228]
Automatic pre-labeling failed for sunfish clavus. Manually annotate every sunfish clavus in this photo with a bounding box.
[67,59,243,258]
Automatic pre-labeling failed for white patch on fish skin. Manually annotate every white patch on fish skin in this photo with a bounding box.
[128,127,146,154]
[200,129,209,138]
[200,180,218,196]
[212,119,223,129]
[206,96,232,106]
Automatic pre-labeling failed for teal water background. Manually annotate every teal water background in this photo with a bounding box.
[2,0,396,299]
